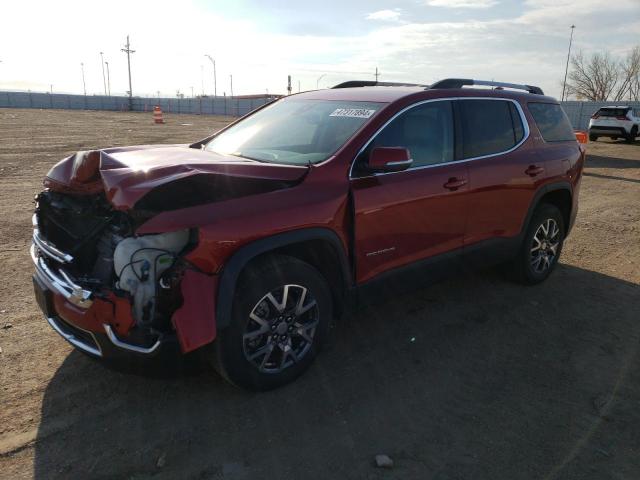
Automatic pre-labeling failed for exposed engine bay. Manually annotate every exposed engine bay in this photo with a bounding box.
[35,190,194,335]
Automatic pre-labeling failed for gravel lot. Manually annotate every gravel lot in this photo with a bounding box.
[0,108,639,479]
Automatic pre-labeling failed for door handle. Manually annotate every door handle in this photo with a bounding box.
[443,177,468,191]
[525,165,545,177]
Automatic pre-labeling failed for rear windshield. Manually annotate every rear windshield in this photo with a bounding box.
[528,103,576,142]
[596,108,630,117]
[205,99,382,165]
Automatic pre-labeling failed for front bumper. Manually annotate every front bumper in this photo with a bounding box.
[31,219,168,357]
[32,214,218,357]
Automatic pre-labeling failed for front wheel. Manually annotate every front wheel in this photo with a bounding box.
[511,203,565,284]
[626,126,638,143]
[211,255,332,390]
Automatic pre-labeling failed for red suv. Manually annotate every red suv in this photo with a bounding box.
[32,78,584,389]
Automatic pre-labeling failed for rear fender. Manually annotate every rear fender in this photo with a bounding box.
[520,182,573,239]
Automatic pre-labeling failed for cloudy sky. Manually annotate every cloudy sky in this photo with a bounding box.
[0,0,638,98]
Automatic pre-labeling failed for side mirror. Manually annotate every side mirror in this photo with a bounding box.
[368,147,413,172]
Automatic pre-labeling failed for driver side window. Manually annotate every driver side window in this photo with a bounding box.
[353,100,454,177]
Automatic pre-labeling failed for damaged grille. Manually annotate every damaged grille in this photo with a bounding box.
[35,191,132,283]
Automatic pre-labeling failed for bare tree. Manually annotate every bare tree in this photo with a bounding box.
[615,46,640,101]
[566,47,640,101]
[567,51,619,101]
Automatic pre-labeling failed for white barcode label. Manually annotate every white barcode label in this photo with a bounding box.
[329,108,376,119]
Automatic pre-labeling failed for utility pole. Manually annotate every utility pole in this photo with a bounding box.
[121,35,135,110]
[191,86,194,98]
[298,80,301,93]
[105,61,111,96]
[99,51,107,95]
[561,25,576,102]
[205,54,217,97]
[316,73,326,89]
[80,62,86,96]
[50,84,53,94]
[287,75,292,95]
[230,74,233,98]
[200,65,204,96]
[375,66,380,82]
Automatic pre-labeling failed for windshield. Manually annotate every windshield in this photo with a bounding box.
[205,99,382,165]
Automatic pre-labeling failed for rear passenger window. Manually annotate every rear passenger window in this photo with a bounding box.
[528,103,575,142]
[459,100,523,158]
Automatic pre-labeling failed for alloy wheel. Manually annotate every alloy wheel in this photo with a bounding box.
[242,284,319,373]
[530,218,560,274]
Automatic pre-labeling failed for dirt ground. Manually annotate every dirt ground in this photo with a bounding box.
[0,108,639,480]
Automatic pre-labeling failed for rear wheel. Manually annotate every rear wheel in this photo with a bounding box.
[626,126,638,143]
[589,134,597,142]
[511,204,565,285]
[211,255,332,390]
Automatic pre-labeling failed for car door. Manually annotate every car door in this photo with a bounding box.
[350,100,469,284]
[460,98,544,251]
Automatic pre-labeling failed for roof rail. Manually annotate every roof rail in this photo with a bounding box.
[332,80,426,89]
[429,78,544,95]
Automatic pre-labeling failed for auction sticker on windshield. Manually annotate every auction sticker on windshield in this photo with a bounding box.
[329,108,376,119]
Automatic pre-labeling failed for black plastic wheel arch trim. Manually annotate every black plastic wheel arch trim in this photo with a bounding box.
[215,227,351,330]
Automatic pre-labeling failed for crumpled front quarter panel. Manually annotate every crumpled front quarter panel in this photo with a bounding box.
[171,270,218,352]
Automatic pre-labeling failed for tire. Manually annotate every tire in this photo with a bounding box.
[211,254,332,390]
[626,126,638,143]
[511,203,565,285]
[589,134,597,142]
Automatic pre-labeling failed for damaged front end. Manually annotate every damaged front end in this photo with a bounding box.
[32,189,211,358]
[32,146,307,358]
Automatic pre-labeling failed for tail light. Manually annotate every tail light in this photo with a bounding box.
[616,115,628,120]
[591,113,599,119]
[574,131,588,144]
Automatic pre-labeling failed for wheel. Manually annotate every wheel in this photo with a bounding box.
[211,255,332,390]
[626,126,638,143]
[511,204,565,285]
[589,134,597,142]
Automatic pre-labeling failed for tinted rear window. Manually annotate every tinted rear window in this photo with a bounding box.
[528,103,575,142]
[460,99,523,158]
[596,108,630,117]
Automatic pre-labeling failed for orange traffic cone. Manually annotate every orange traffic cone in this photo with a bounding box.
[153,106,164,124]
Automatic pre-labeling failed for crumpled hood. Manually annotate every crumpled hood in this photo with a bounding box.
[44,145,309,210]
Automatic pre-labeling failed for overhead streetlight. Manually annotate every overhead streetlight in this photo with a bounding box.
[99,51,107,95]
[561,25,576,102]
[316,74,326,89]
[205,54,217,97]
[81,62,86,96]
[105,61,111,96]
